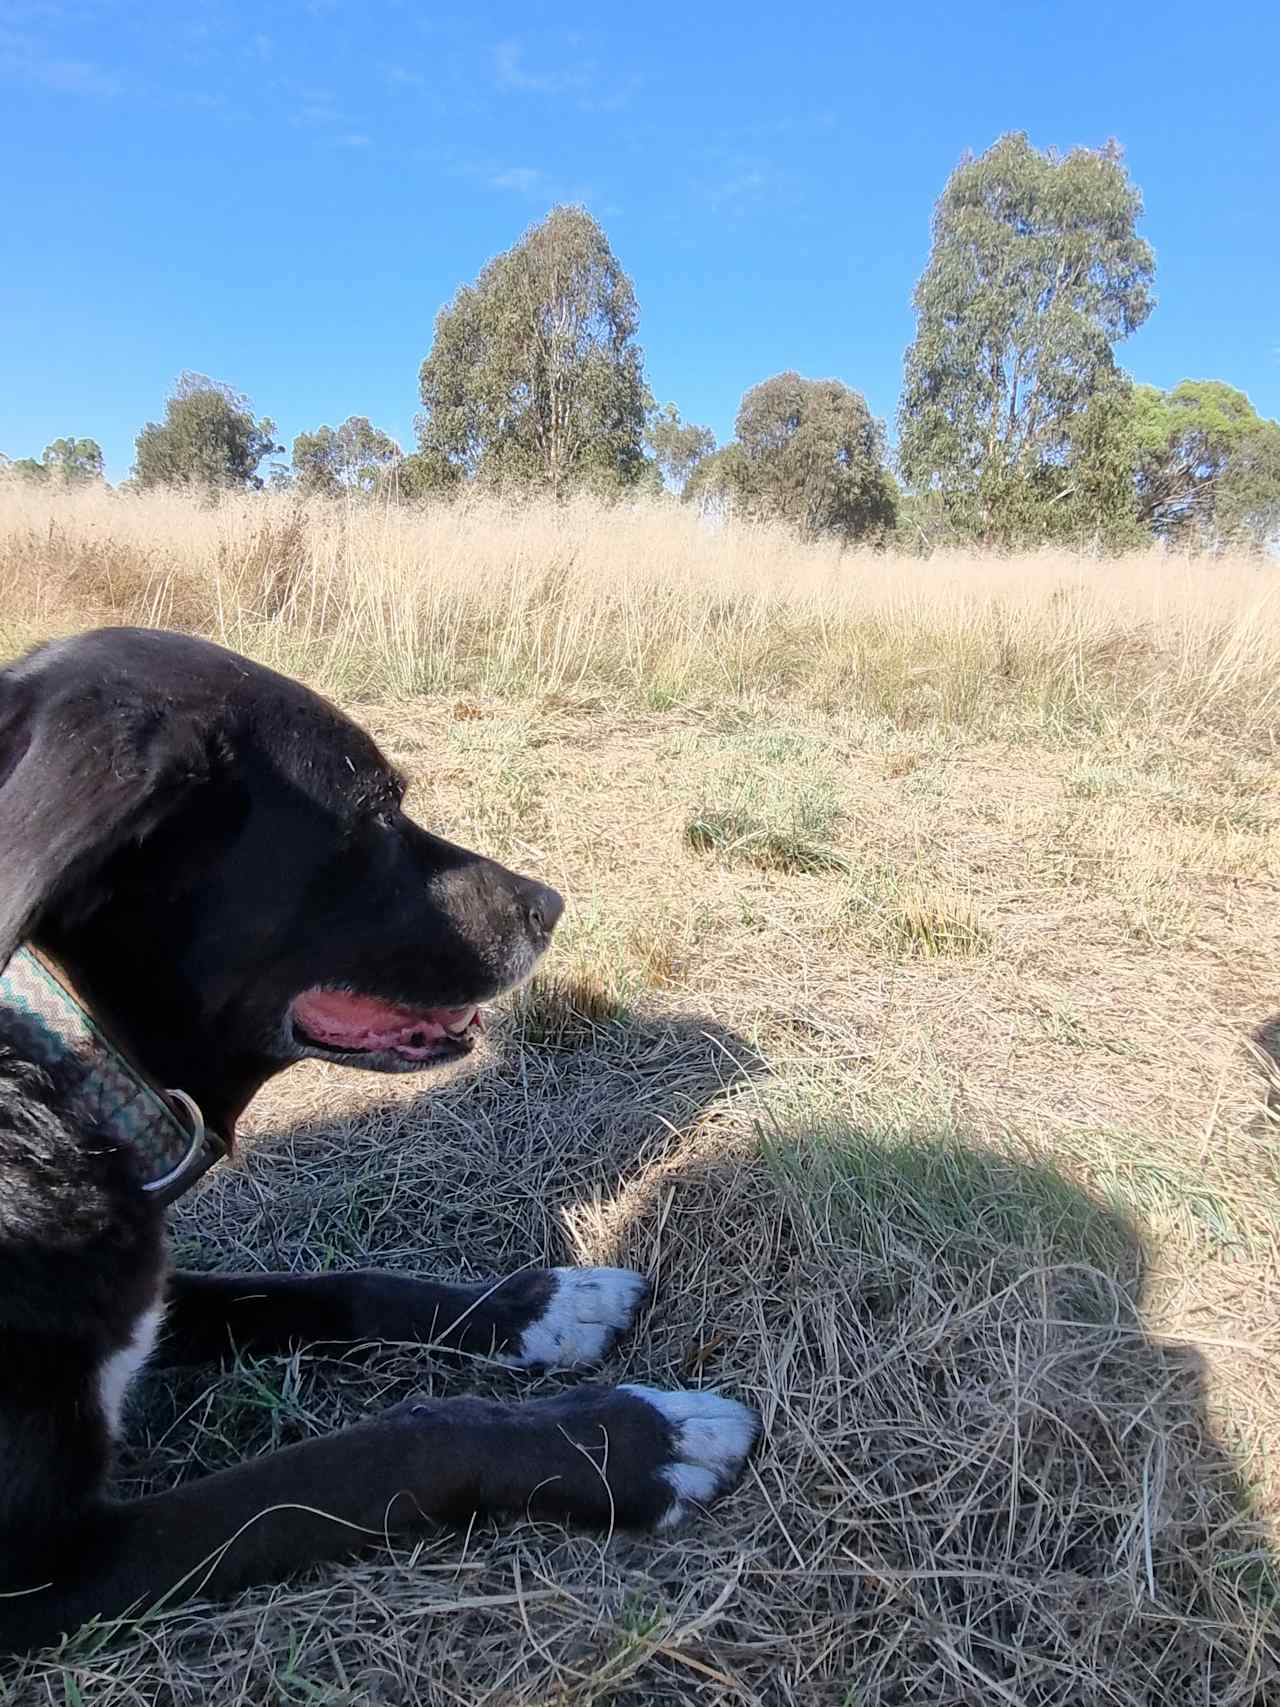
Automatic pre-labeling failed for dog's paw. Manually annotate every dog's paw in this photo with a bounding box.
[518,1381,761,1530]
[500,1267,650,1370]
[618,1385,760,1528]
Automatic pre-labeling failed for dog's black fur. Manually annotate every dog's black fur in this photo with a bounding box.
[0,628,757,1656]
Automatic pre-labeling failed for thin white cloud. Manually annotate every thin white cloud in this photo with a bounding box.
[387,64,424,87]
[0,3,69,23]
[488,165,548,196]
[495,38,568,94]
[336,132,371,149]
[292,99,341,128]
[32,54,117,93]
[494,34,637,112]
[691,150,796,214]
[178,90,223,109]
[436,154,591,206]
[0,26,119,95]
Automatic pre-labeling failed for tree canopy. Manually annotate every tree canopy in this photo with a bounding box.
[134,373,281,491]
[1131,380,1280,550]
[417,205,650,496]
[8,437,104,483]
[899,133,1155,546]
[292,416,402,497]
[688,373,896,542]
[646,404,716,493]
[44,437,105,482]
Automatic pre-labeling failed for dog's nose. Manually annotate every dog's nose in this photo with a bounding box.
[522,880,564,937]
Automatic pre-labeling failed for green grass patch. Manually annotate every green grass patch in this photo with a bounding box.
[681,730,849,874]
[761,1117,1141,1291]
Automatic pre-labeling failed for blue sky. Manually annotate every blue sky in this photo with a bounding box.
[2,1,1277,483]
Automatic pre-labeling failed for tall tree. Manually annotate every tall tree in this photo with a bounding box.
[646,403,716,493]
[687,374,896,542]
[1131,380,1280,550]
[134,373,281,491]
[292,416,402,497]
[899,133,1155,545]
[417,206,651,496]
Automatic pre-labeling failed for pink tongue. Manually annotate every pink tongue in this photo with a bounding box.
[294,989,469,1050]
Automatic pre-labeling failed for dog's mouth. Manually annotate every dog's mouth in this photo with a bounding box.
[289,987,485,1070]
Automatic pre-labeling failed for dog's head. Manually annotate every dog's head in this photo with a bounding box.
[0,627,563,1127]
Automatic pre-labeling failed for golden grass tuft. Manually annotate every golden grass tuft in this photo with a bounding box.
[508,971,632,1048]
[888,888,993,958]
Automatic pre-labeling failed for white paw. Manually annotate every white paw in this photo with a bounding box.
[620,1384,760,1527]
[501,1267,650,1370]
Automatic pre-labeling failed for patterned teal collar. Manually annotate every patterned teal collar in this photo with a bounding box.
[0,947,226,1206]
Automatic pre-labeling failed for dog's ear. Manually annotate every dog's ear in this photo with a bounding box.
[0,655,212,967]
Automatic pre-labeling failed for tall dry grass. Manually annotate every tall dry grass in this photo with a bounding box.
[3,480,1278,740]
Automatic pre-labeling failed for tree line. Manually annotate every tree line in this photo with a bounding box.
[5,133,1278,553]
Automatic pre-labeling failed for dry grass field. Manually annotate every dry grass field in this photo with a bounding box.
[3,482,1280,1703]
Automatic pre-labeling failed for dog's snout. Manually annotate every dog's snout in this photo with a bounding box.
[522,879,564,937]
[430,854,563,989]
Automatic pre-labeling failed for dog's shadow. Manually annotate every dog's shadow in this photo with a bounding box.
[170,1009,766,1280]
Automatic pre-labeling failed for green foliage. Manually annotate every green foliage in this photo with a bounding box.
[737,373,896,541]
[6,438,105,484]
[887,487,969,554]
[1131,379,1280,550]
[292,416,402,497]
[687,373,896,543]
[682,443,748,512]
[645,403,715,492]
[1056,386,1149,551]
[134,373,281,492]
[631,456,667,497]
[42,437,105,482]
[899,133,1154,546]
[1220,421,1280,550]
[417,205,651,496]
[390,447,463,502]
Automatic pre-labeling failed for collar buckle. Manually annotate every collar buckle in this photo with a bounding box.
[143,1088,220,1205]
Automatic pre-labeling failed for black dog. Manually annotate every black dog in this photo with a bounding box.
[0,627,757,1655]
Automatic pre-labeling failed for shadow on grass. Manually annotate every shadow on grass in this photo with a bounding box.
[595,1113,1280,1704]
[167,1007,767,1283]
[12,1021,1279,1704]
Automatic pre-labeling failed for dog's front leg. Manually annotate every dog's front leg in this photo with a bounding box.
[164,1266,650,1370]
[2,1384,757,1656]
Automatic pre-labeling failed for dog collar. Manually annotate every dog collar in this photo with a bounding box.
[0,947,227,1206]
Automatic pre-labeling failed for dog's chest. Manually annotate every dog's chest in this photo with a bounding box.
[98,1300,165,1437]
